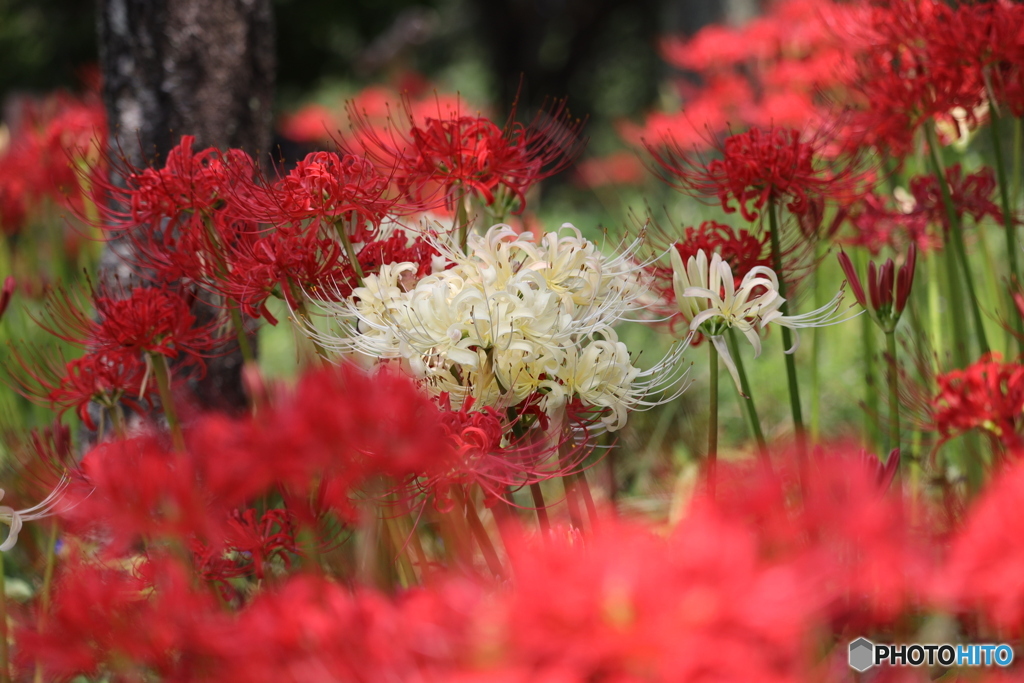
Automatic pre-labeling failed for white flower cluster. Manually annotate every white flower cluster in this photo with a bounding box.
[305,224,688,431]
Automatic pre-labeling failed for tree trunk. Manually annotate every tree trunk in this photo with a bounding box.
[97,0,275,412]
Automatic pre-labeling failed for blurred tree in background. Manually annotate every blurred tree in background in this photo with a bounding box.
[2,0,757,132]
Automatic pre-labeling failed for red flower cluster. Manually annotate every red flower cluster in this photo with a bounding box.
[38,284,222,368]
[907,164,1005,231]
[647,126,860,223]
[26,444,1003,682]
[349,97,585,216]
[939,457,1024,635]
[0,91,106,235]
[838,0,1024,156]
[933,355,1024,452]
[62,363,456,554]
[627,0,859,147]
[838,192,937,255]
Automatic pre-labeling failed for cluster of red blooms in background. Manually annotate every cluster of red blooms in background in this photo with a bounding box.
[0,88,106,238]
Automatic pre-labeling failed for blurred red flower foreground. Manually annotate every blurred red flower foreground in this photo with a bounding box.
[1,362,1016,682]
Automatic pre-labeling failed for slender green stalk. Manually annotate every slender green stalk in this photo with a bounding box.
[925,123,990,356]
[989,108,1024,354]
[151,354,185,451]
[558,444,585,530]
[927,251,945,364]
[456,191,470,252]
[725,329,768,462]
[1013,116,1022,203]
[459,490,506,579]
[573,470,599,528]
[33,520,59,683]
[884,331,901,459]
[862,309,880,449]
[382,512,416,588]
[767,199,805,438]
[707,342,719,499]
[562,474,585,531]
[335,218,365,287]
[810,242,824,442]
[111,403,128,439]
[228,304,255,364]
[293,298,330,361]
[529,482,550,534]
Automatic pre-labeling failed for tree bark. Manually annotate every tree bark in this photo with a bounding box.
[97,0,275,412]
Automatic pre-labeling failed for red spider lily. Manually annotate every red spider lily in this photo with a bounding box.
[64,434,227,554]
[5,347,155,431]
[195,363,458,514]
[239,151,396,237]
[646,125,862,223]
[347,96,586,215]
[673,221,771,285]
[191,508,298,590]
[36,283,224,370]
[651,1,858,137]
[228,226,440,313]
[932,354,1024,453]
[502,512,817,681]
[839,0,987,157]
[88,135,257,231]
[0,91,106,234]
[837,243,917,332]
[216,222,347,321]
[838,191,939,255]
[908,164,1006,231]
[938,457,1024,635]
[16,553,217,681]
[917,0,1024,117]
[60,363,457,551]
[712,443,935,630]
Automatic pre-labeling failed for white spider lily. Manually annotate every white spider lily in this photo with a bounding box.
[298,224,687,431]
[671,248,848,394]
[0,476,70,552]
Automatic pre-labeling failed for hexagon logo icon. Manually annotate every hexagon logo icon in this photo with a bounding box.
[849,638,875,672]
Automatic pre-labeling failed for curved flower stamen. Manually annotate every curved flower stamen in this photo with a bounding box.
[0,475,70,552]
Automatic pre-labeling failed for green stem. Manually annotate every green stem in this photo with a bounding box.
[561,474,585,531]
[810,241,824,442]
[884,330,901,459]
[860,250,884,448]
[708,341,719,499]
[293,297,330,361]
[335,218,365,287]
[456,191,470,252]
[1013,116,1022,204]
[151,354,185,451]
[925,122,990,356]
[459,490,506,579]
[927,250,945,365]
[989,109,1024,354]
[767,198,805,438]
[228,304,255,364]
[33,520,59,683]
[529,482,550,534]
[725,329,769,462]
[574,470,599,528]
